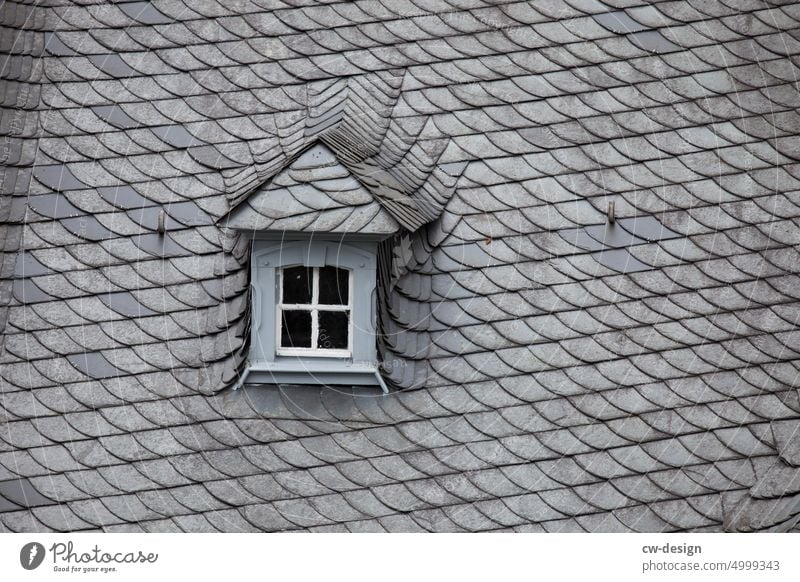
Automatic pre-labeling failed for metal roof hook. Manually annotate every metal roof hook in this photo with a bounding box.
[607,200,615,224]
[157,210,166,234]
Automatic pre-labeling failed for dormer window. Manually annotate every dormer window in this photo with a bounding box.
[223,132,463,392]
[224,140,407,392]
[242,238,385,391]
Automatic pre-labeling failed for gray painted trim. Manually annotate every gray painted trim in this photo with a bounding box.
[246,231,394,243]
[242,362,388,392]
[247,239,381,389]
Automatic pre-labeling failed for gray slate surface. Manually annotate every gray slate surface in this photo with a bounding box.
[1,0,800,532]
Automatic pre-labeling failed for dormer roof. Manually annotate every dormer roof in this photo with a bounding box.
[225,142,401,235]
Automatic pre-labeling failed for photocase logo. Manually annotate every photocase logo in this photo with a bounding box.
[20,542,46,570]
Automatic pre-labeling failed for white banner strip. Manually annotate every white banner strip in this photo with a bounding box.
[1,533,797,582]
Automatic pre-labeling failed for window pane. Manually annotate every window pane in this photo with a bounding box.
[281,310,312,348]
[282,266,312,304]
[318,311,349,350]
[318,266,349,305]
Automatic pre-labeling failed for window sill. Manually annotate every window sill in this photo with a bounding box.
[234,360,388,393]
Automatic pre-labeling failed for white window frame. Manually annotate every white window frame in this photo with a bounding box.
[276,266,353,358]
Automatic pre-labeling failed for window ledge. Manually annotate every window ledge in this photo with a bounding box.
[235,361,388,393]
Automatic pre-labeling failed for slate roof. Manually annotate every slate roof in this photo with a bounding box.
[1,0,800,532]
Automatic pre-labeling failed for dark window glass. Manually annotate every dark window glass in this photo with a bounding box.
[282,267,311,304]
[318,267,349,305]
[281,310,311,348]
[318,311,349,350]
